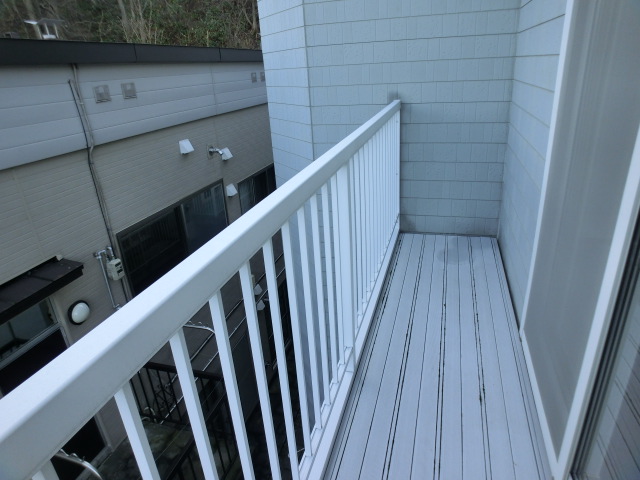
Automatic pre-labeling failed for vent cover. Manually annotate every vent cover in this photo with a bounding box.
[251,72,257,83]
[121,82,137,99]
[94,85,111,103]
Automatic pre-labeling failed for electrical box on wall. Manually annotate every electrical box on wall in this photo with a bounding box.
[106,258,125,280]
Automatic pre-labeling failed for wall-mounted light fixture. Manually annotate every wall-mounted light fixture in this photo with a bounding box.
[179,139,194,155]
[68,300,91,325]
[208,147,233,161]
[226,184,238,197]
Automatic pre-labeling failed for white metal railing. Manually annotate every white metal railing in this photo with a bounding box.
[0,100,400,480]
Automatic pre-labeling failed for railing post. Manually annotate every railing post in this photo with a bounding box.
[263,238,301,480]
[297,206,322,426]
[169,330,219,480]
[114,383,161,480]
[331,175,345,365]
[282,220,313,455]
[239,262,282,480]
[208,292,256,480]
[321,183,339,384]
[335,163,356,371]
[310,193,331,404]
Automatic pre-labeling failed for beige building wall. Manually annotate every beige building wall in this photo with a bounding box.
[1,103,273,340]
[0,103,273,447]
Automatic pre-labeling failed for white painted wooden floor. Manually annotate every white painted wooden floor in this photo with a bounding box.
[325,234,550,480]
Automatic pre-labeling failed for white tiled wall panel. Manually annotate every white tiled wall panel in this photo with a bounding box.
[259,0,521,235]
[498,0,566,317]
[258,0,315,186]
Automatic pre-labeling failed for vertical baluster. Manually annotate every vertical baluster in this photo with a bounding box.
[361,148,368,304]
[336,163,356,370]
[352,151,363,317]
[33,461,59,480]
[385,120,391,238]
[386,118,394,232]
[366,137,373,283]
[263,238,301,480]
[296,206,322,427]
[350,160,360,330]
[375,129,382,268]
[208,292,256,480]
[381,122,387,240]
[330,175,345,365]
[378,127,383,252]
[380,126,386,261]
[169,330,220,480]
[368,136,375,288]
[114,383,161,480]
[361,146,369,301]
[392,117,397,228]
[310,193,331,402]
[238,262,282,480]
[281,220,313,455]
[376,123,389,251]
[321,182,338,383]
[395,112,400,221]
[365,140,372,293]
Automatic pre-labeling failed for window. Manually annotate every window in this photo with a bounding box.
[0,301,56,364]
[239,165,276,214]
[118,182,228,296]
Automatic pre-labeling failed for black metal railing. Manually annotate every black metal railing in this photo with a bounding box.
[128,272,296,480]
[130,361,240,479]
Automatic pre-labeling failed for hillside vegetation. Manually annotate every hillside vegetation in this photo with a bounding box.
[1,0,260,49]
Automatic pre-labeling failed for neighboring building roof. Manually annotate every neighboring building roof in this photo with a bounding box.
[0,38,262,66]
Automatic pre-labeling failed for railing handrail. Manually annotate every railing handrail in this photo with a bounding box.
[0,100,401,480]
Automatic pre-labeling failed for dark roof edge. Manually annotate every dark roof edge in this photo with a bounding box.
[0,39,262,65]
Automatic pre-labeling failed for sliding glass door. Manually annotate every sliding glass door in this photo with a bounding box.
[573,221,640,479]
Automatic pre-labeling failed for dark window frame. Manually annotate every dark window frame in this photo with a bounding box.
[117,180,229,296]
[238,164,276,214]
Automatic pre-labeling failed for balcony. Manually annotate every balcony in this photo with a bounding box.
[0,101,546,480]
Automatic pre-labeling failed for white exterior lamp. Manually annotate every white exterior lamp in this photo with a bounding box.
[179,139,194,155]
[68,301,91,325]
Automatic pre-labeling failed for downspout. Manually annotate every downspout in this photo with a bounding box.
[68,65,128,304]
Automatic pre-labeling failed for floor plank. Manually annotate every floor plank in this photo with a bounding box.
[385,235,436,479]
[328,235,415,479]
[411,234,446,479]
[326,234,549,480]
[458,236,490,479]
[358,235,425,478]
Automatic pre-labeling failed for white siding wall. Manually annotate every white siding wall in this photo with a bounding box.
[498,0,566,317]
[0,66,86,169]
[258,0,315,186]
[259,0,520,235]
[0,62,267,170]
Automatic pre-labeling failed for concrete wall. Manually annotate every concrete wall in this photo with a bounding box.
[259,0,520,235]
[497,0,566,318]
